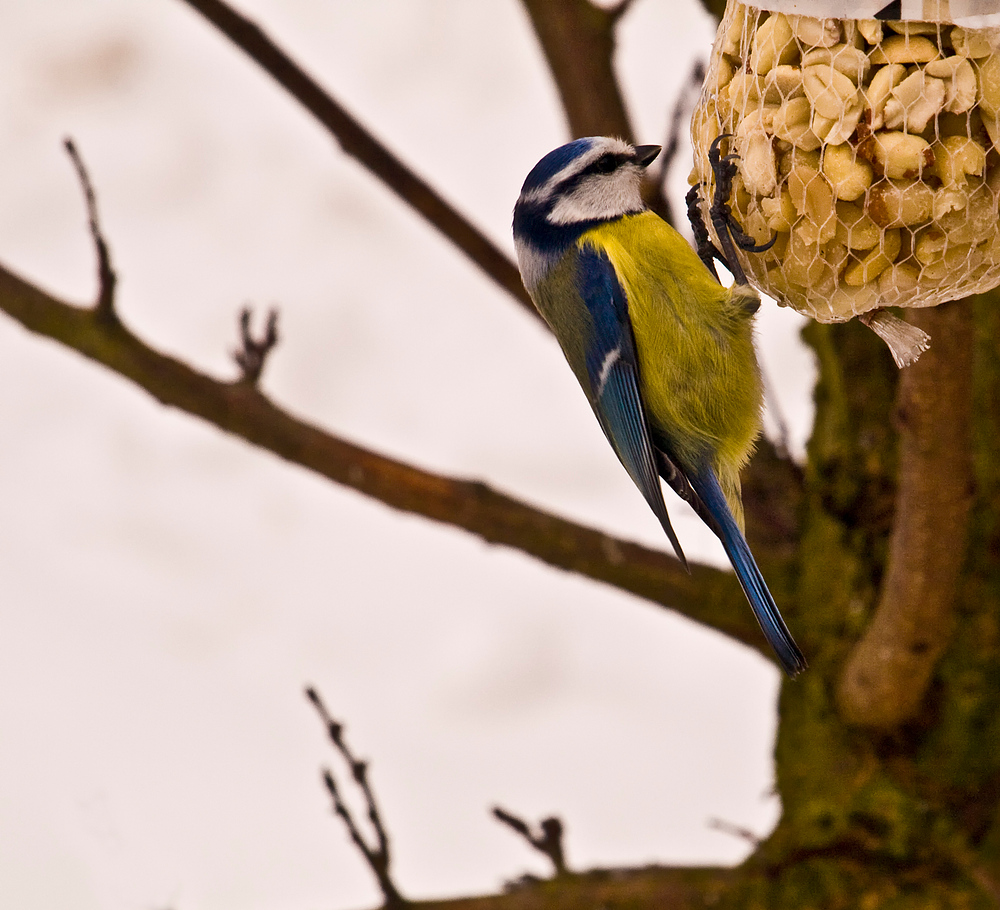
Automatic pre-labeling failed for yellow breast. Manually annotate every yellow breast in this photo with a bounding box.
[577,212,763,481]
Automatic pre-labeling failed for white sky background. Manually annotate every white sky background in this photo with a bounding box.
[0,2,817,909]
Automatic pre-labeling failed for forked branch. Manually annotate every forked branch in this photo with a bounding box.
[307,687,406,908]
[492,806,569,877]
[0,9,805,672]
[64,138,116,319]
[174,0,805,530]
[232,306,279,385]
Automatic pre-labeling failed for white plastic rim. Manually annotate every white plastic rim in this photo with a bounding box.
[751,1,1000,27]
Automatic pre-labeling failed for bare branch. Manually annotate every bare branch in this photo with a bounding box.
[0,258,782,662]
[837,302,975,728]
[492,806,569,877]
[232,306,279,385]
[461,866,740,908]
[176,0,537,322]
[307,687,406,908]
[63,138,116,319]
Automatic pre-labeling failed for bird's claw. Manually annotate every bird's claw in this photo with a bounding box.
[689,135,777,285]
[706,134,780,285]
[686,184,722,281]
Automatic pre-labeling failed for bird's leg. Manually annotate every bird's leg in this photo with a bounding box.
[685,184,722,282]
[707,134,776,287]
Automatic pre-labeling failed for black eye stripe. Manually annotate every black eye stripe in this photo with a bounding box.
[583,152,628,176]
[553,152,630,196]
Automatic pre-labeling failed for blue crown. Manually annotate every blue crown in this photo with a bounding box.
[520,138,596,195]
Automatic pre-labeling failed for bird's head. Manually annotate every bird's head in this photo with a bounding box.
[515,137,660,228]
[513,137,660,286]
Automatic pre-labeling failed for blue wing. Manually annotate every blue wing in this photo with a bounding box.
[686,464,807,676]
[575,245,688,568]
[574,246,805,674]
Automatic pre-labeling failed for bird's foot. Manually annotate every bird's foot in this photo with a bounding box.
[707,134,776,286]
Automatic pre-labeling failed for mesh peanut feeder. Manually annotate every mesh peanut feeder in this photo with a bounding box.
[690,2,1000,364]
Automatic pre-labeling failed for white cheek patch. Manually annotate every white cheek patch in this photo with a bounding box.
[547,168,644,225]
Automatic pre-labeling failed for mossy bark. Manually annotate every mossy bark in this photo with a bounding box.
[728,294,1000,907]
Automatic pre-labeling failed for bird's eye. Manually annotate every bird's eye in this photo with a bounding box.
[590,154,619,175]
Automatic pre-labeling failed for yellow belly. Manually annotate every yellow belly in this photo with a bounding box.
[577,212,763,478]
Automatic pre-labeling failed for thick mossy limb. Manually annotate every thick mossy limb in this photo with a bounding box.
[755,298,1000,904]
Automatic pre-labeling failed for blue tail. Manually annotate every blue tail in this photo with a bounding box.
[689,467,807,677]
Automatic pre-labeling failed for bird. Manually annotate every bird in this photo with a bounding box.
[512,136,806,676]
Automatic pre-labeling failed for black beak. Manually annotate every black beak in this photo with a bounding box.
[633,144,661,168]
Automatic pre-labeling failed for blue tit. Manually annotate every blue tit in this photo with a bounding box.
[512,136,806,676]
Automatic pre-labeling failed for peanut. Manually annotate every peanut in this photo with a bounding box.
[843,229,902,286]
[784,228,828,287]
[772,96,822,150]
[870,131,934,180]
[822,144,873,201]
[868,179,935,227]
[926,56,977,113]
[864,63,907,131]
[882,71,946,133]
[750,13,797,75]
[857,19,883,46]
[760,189,796,232]
[787,15,840,49]
[932,136,986,188]
[869,35,940,65]
[977,54,1000,118]
[951,26,998,59]
[802,45,870,83]
[833,201,880,249]
[878,263,922,304]
[803,64,862,120]
[787,164,836,244]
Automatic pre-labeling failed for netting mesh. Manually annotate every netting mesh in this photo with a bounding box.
[690,7,1000,323]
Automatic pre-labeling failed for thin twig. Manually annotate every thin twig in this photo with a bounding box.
[306,687,406,908]
[649,58,706,227]
[492,806,569,877]
[232,306,279,385]
[708,817,762,847]
[63,138,116,319]
[176,0,537,322]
